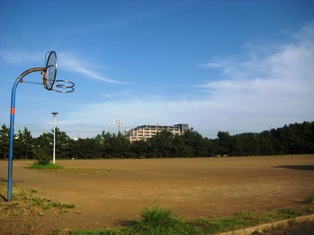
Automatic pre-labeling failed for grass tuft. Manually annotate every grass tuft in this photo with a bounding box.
[304,193,314,204]
[69,229,121,235]
[140,206,180,227]
[127,206,191,235]
[28,162,64,169]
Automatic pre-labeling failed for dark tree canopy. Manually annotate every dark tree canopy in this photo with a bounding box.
[0,121,313,160]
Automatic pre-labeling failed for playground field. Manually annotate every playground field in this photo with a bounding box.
[1,155,314,234]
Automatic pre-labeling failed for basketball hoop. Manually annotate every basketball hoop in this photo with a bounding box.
[19,51,75,93]
[7,51,75,201]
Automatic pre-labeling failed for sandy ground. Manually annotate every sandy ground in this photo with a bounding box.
[0,155,314,234]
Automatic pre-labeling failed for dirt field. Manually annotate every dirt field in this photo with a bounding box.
[1,155,314,234]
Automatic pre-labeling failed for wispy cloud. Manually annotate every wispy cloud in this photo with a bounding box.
[0,49,129,85]
[0,50,44,65]
[59,52,129,84]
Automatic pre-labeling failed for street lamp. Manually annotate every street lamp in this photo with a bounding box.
[51,112,58,164]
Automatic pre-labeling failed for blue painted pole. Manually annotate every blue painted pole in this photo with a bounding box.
[7,77,21,201]
[7,68,43,201]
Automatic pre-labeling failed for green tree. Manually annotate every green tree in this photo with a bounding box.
[182,130,210,157]
[94,131,132,158]
[131,140,152,158]
[33,127,71,160]
[234,133,259,156]
[15,127,34,159]
[0,124,10,159]
[306,121,314,153]
[69,138,101,159]
[95,131,113,158]
[171,134,193,157]
[53,127,71,159]
[148,130,175,158]
[109,133,132,158]
[34,132,53,155]
[257,131,277,155]
[33,132,52,163]
[216,131,235,156]
[287,122,314,154]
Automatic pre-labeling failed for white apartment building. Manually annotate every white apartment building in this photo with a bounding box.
[125,123,189,142]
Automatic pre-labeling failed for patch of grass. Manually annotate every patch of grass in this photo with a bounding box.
[304,193,314,204]
[186,207,309,234]
[20,218,39,231]
[56,168,111,176]
[27,165,111,176]
[5,183,75,212]
[69,205,314,235]
[69,229,121,235]
[125,206,197,235]
[28,162,64,169]
[69,206,197,235]
[0,181,75,234]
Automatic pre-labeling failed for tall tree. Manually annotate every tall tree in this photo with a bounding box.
[54,127,71,159]
[171,134,193,157]
[0,124,10,159]
[234,133,259,156]
[131,140,152,158]
[182,130,210,157]
[148,130,174,158]
[15,127,33,159]
[34,127,71,160]
[216,131,235,156]
[34,132,53,155]
[95,131,113,158]
[109,133,132,158]
[69,138,101,159]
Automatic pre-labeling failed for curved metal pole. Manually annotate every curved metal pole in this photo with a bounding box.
[7,67,44,201]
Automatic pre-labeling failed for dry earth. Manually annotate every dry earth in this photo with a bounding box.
[0,155,314,234]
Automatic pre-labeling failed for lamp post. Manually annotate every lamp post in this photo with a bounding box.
[51,112,58,164]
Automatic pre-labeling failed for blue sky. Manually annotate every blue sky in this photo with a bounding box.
[1,0,314,138]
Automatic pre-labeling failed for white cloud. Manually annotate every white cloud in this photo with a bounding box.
[0,50,45,65]
[60,22,314,133]
[0,49,129,84]
[196,22,314,117]
[58,52,129,84]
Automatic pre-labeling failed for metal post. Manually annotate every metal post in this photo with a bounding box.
[7,78,20,201]
[51,112,58,164]
[7,68,44,201]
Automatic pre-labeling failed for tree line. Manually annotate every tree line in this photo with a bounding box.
[0,121,313,160]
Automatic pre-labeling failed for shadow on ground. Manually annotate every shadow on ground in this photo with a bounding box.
[273,165,314,171]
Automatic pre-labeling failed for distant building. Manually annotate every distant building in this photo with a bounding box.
[125,123,189,142]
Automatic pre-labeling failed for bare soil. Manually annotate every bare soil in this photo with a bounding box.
[0,155,314,234]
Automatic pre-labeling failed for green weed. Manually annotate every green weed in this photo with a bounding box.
[304,193,314,204]
[69,229,121,235]
[28,162,64,169]
[126,206,194,235]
